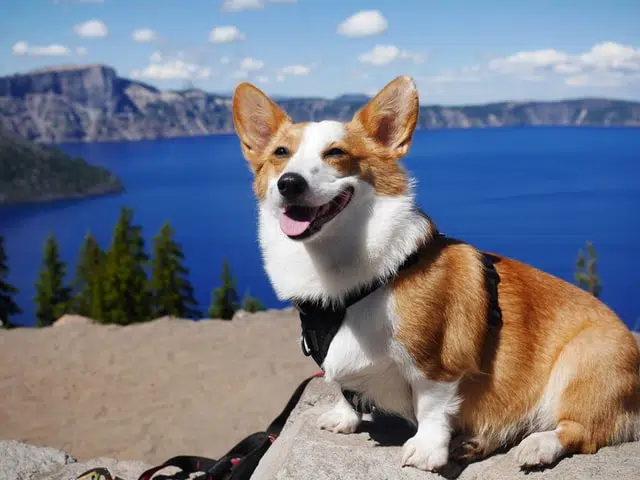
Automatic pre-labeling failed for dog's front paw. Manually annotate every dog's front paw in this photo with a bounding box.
[317,404,361,434]
[402,434,449,472]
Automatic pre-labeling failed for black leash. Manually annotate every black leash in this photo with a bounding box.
[136,372,322,480]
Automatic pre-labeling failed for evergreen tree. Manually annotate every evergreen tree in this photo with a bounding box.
[72,231,106,320]
[101,207,151,324]
[34,234,71,327]
[575,241,602,298]
[241,289,265,313]
[208,259,239,320]
[0,236,21,329]
[150,222,200,319]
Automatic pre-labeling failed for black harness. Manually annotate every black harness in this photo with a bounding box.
[291,232,503,414]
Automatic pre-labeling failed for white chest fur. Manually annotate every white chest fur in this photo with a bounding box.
[322,286,416,421]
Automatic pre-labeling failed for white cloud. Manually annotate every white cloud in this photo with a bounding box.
[489,49,569,74]
[132,28,157,43]
[12,41,29,55]
[565,72,631,88]
[579,42,640,71]
[338,10,387,38]
[256,75,269,83]
[221,0,296,11]
[209,26,245,44]
[554,63,582,74]
[276,74,285,83]
[358,44,424,66]
[222,0,262,11]
[150,51,163,63]
[12,41,73,56]
[240,57,264,71]
[230,57,264,80]
[279,64,311,76]
[76,46,88,55]
[131,58,213,80]
[73,19,108,38]
[488,42,640,87]
[220,56,231,65]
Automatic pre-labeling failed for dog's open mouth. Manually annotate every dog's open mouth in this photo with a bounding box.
[279,187,354,240]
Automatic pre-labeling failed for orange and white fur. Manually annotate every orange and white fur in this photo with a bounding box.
[231,76,640,473]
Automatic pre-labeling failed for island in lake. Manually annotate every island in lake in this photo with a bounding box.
[0,125,123,206]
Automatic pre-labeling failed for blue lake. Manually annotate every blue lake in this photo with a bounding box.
[2,127,639,329]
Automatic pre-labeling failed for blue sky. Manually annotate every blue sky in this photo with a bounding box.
[1,0,639,105]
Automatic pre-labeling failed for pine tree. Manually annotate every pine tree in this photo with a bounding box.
[241,289,265,313]
[34,234,71,327]
[101,207,151,325]
[0,236,21,329]
[208,259,239,320]
[150,222,200,319]
[72,231,106,320]
[575,241,602,298]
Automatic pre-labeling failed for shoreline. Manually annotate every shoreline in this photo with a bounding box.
[33,123,640,147]
[0,184,124,208]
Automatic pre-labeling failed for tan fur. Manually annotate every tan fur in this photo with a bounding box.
[393,238,640,460]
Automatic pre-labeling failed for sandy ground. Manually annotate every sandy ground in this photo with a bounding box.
[0,310,318,465]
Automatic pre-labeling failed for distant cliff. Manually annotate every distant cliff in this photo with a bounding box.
[1,64,639,144]
[0,125,122,205]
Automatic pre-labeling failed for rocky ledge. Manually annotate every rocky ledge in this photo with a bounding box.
[251,378,640,479]
[4,377,639,480]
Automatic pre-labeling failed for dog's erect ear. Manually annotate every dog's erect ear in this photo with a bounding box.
[232,82,291,171]
[353,76,419,158]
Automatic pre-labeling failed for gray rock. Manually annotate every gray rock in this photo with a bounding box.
[0,440,159,480]
[0,440,76,480]
[252,378,640,480]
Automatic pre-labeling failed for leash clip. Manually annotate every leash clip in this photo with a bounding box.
[301,334,311,357]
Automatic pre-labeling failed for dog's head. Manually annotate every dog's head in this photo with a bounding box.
[232,76,419,243]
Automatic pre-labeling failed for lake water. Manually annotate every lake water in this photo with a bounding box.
[2,127,639,329]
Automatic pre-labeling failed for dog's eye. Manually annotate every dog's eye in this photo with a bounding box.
[273,146,290,157]
[324,148,346,157]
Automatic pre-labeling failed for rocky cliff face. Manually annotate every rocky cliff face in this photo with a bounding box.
[1,65,639,144]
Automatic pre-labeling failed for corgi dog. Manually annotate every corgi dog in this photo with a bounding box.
[231,76,640,473]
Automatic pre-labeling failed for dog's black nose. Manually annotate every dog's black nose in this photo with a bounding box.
[277,172,308,199]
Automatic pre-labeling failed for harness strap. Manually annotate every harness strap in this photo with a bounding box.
[136,372,323,480]
[294,247,423,370]
[482,253,503,331]
[293,231,503,415]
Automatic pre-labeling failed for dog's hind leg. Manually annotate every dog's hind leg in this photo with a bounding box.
[514,324,640,469]
[317,390,363,434]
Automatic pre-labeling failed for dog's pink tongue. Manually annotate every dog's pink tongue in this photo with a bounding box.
[280,207,317,237]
